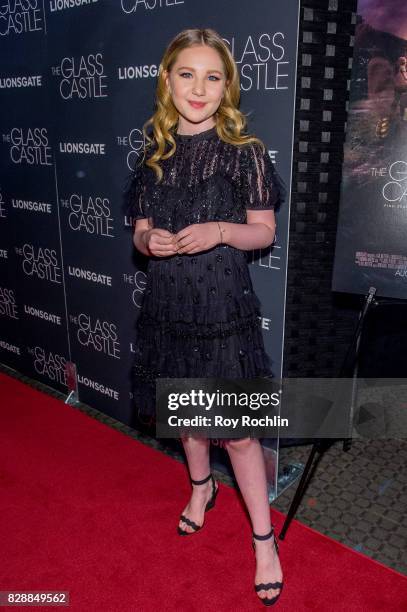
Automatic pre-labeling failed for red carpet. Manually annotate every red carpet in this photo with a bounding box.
[1,371,406,611]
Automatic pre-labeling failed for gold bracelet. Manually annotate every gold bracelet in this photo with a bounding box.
[217,221,225,245]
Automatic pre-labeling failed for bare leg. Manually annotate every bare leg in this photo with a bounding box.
[224,437,283,603]
[178,435,218,533]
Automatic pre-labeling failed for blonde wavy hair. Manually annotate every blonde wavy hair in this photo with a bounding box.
[142,28,264,181]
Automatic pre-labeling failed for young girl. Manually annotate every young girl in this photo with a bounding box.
[125,28,284,606]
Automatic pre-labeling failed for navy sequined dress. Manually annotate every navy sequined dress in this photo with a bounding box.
[126,125,281,418]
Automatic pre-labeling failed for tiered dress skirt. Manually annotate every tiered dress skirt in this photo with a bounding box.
[132,244,274,418]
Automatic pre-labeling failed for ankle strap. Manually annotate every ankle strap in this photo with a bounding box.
[253,527,274,541]
[190,473,212,486]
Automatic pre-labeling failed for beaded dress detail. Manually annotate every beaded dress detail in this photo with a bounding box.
[125,126,281,418]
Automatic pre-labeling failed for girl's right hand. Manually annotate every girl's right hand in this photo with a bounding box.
[143,228,178,257]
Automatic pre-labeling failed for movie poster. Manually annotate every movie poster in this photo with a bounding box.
[332,1,407,299]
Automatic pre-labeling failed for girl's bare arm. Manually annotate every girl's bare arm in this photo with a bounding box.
[133,219,152,256]
[219,209,276,250]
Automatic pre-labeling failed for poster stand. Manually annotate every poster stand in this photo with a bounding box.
[279,287,379,540]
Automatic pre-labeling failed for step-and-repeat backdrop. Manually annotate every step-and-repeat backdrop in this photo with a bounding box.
[0,0,299,427]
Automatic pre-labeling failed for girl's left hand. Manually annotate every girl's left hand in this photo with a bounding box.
[173,222,220,255]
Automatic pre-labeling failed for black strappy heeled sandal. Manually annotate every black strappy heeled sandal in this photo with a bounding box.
[252,527,284,606]
[177,473,219,536]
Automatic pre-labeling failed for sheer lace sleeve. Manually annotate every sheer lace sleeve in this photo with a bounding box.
[123,158,147,220]
[239,142,282,211]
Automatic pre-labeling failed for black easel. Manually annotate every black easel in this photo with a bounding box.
[279,286,378,540]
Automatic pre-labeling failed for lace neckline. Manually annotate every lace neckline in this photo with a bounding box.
[174,125,217,142]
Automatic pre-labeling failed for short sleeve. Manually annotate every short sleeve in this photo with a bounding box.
[123,158,147,220]
[239,142,282,211]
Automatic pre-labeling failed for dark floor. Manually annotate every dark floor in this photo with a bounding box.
[2,363,406,577]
